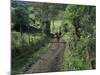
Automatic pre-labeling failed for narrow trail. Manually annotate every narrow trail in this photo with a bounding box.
[25,38,66,74]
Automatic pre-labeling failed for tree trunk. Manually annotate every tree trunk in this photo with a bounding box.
[52,19,54,32]
[20,24,22,37]
[73,17,80,40]
[20,24,23,47]
[28,26,30,45]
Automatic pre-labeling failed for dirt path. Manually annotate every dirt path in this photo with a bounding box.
[25,38,65,74]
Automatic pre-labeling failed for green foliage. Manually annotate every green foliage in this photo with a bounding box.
[11,1,96,73]
[12,32,51,74]
[12,7,29,32]
[61,5,96,71]
[51,20,62,32]
[11,1,68,74]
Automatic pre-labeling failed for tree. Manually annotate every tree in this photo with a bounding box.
[63,5,96,69]
[12,7,30,44]
[13,7,29,33]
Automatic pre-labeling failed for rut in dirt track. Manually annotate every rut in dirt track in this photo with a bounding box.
[25,38,66,74]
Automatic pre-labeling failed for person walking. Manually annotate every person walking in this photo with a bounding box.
[55,31,62,42]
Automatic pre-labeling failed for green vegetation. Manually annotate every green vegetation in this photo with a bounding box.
[11,1,66,74]
[51,20,62,32]
[12,32,51,73]
[60,5,96,71]
[11,1,96,74]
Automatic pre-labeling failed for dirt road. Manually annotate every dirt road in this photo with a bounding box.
[25,38,65,74]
